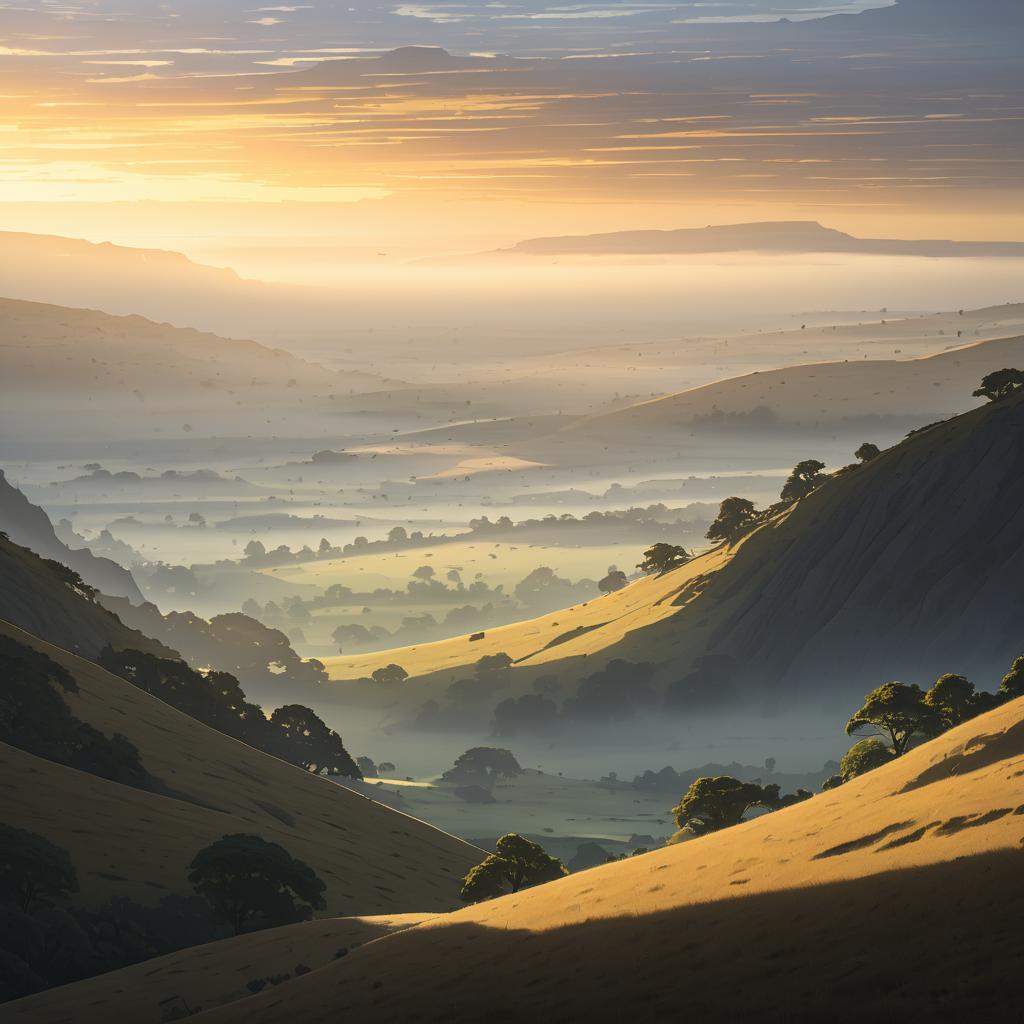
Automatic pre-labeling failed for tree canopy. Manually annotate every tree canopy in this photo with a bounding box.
[845,682,939,756]
[442,747,523,787]
[672,777,767,837]
[637,543,692,576]
[371,664,409,686]
[705,497,758,545]
[188,834,326,934]
[0,825,78,914]
[999,655,1024,700]
[780,460,827,503]
[1,637,149,789]
[598,569,629,594]
[923,673,983,731]
[973,368,1024,403]
[460,834,567,902]
[268,704,361,777]
[855,442,881,463]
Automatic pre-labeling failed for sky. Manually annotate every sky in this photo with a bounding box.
[1,0,1022,264]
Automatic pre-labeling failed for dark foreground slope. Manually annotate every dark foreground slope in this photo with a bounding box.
[0,621,480,914]
[23,695,1024,1023]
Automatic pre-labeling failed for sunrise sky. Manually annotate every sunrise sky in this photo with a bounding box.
[2,0,1022,266]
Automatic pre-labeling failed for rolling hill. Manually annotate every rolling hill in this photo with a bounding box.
[558,320,1024,442]
[20,691,1024,1022]
[0,296,392,440]
[0,621,480,915]
[497,221,1024,259]
[324,389,1024,718]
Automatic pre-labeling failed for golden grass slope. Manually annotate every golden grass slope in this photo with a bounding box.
[6,914,434,1024]
[327,392,1024,711]
[0,621,481,914]
[184,695,1024,1022]
[322,541,733,685]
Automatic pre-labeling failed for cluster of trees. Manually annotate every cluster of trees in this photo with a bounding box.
[670,777,812,840]
[661,657,1024,846]
[824,660,1024,788]
[460,833,567,903]
[98,648,360,778]
[0,637,150,790]
[0,825,326,1002]
[105,599,328,692]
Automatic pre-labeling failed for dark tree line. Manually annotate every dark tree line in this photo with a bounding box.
[0,637,150,790]
[0,825,326,1004]
[98,648,360,779]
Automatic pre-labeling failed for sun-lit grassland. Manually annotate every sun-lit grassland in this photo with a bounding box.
[321,542,735,683]
[264,540,642,593]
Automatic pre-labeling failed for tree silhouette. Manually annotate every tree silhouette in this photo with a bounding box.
[780,460,827,503]
[188,834,326,934]
[442,747,523,787]
[598,569,628,593]
[845,682,939,756]
[0,824,78,913]
[973,368,1024,403]
[371,664,408,686]
[460,834,567,902]
[637,543,692,576]
[855,442,881,463]
[705,497,757,545]
[268,704,360,777]
[999,655,1024,700]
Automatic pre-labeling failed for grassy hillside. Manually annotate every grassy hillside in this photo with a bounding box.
[0,296,394,439]
[0,622,481,914]
[324,391,1024,715]
[564,325,1024,441]
[6,914,434,1024]
[35,694,1024,1022]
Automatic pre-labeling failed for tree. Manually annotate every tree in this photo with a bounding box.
[460,834,567,902]
[491,694,558,737]
[387,526,408,543]
[598,569,628,594]
[705,497,757,545]
[671,777,769,837]
[923,673,981,731]
[845,682,939,756]
[836,738,896,784]
[442,747,522,787]
[780,460,827,503]
[636,543,691,576]
[0,825,78,913]
[412,565,435,581]
[371,664,408,686]
[973,368,1024,403]
[268,705,361,777]
[475,652,513,675]
[188,834,326,934]
[855,442,881,464]
[999,655,1024,700]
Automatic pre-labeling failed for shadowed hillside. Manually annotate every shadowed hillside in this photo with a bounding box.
[26,693,1023,1023]
[0,470,142,604]
[0,621,480,915]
